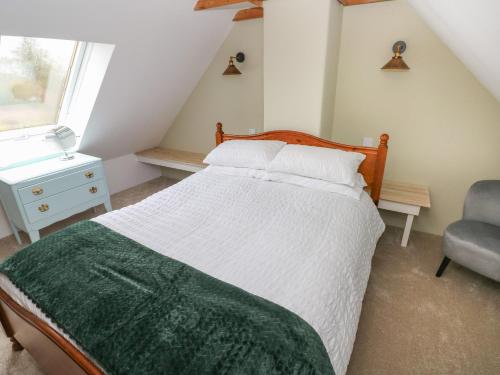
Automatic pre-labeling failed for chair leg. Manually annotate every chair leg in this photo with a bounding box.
[436,256,451,277]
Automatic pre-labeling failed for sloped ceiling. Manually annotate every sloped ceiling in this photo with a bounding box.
[408,0,500,103]
[0,0,234,159]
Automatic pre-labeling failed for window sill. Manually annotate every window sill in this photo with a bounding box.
[0,125,57,142]
[0,134,66,171]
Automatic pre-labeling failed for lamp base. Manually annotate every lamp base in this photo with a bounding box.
[60,152,75,161]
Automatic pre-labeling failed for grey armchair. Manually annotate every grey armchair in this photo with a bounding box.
[436,180,500,281]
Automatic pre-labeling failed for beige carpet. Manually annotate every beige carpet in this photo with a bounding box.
[349,226,500,374]
[0,177,498,375]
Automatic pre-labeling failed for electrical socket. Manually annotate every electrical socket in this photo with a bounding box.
[362,137,374,147]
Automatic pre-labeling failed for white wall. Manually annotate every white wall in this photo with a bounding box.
[264,0,343,136]
[0,0,235,160]
[102,154,161,195]
[408,0,500,103]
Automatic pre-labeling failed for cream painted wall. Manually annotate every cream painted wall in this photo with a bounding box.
[161,20,264,154]
[332,0,500,235]
[320,1,343,138]
[264,0,343,136]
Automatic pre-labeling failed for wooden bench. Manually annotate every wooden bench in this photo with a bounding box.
[135,148,207,173]
[378,180,431,247]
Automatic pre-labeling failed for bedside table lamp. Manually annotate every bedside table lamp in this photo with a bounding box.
[53,126,77,160]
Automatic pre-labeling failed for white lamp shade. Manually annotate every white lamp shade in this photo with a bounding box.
[54,126,77,151]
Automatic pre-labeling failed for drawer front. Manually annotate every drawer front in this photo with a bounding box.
[19,165,103,205]
[24,180,107,224]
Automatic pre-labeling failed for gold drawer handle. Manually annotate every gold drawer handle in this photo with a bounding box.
[38,204,49,213]
[89,186,98,194]
[32,187,44,196]
[85,171,94,179]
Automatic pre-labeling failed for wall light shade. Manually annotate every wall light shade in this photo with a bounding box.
[382,41,410,71]
[223,59,241,75]
[223,52,245,75]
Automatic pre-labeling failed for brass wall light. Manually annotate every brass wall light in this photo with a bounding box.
[382,41,410,71]
[223,52,245,75]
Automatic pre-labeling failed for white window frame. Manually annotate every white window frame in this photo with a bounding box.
[0,40,90,142]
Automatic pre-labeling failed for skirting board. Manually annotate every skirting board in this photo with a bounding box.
[0,153,162,240]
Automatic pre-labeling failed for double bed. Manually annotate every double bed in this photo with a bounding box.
[0,124,389,375]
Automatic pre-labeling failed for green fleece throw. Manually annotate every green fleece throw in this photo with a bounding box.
[0,221,335,375]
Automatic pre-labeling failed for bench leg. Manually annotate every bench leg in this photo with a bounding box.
[401,214,414,247]
[436,256,451,278]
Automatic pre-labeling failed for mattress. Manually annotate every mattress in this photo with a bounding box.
[0,170,385,375]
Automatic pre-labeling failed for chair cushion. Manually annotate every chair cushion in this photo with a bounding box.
[443,220,500,281]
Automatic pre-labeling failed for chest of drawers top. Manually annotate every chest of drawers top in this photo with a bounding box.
[0,154,101,187]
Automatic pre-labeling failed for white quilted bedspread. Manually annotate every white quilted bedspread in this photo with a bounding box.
[1,170,385,375]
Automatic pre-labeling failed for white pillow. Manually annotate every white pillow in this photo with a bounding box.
[203,140,286,170]
[356,173,368,188]
[263,172,364,200]
[267,144,366,187]
[204,165,268,179]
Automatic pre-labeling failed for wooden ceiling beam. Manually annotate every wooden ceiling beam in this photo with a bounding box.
[338,0,389,5]
[194,0,262,11]
[233,6,263,21]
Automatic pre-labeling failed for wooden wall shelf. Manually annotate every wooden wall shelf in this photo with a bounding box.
[135,148,207,173]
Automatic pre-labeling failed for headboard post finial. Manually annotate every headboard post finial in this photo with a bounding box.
[380,133,389,146]
[216,122,224,145]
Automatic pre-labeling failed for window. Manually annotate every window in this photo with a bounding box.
[0,35,84,133]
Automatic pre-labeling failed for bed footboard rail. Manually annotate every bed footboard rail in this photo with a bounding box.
[0,295,24,351]
[0,288,102,375]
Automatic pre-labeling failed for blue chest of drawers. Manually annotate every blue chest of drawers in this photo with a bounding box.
[0,154,112,244]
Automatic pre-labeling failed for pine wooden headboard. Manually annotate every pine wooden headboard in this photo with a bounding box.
[215,123,389,204]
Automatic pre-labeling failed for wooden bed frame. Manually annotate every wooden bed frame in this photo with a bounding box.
[0,124,389,375]
[216,123,389,203]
